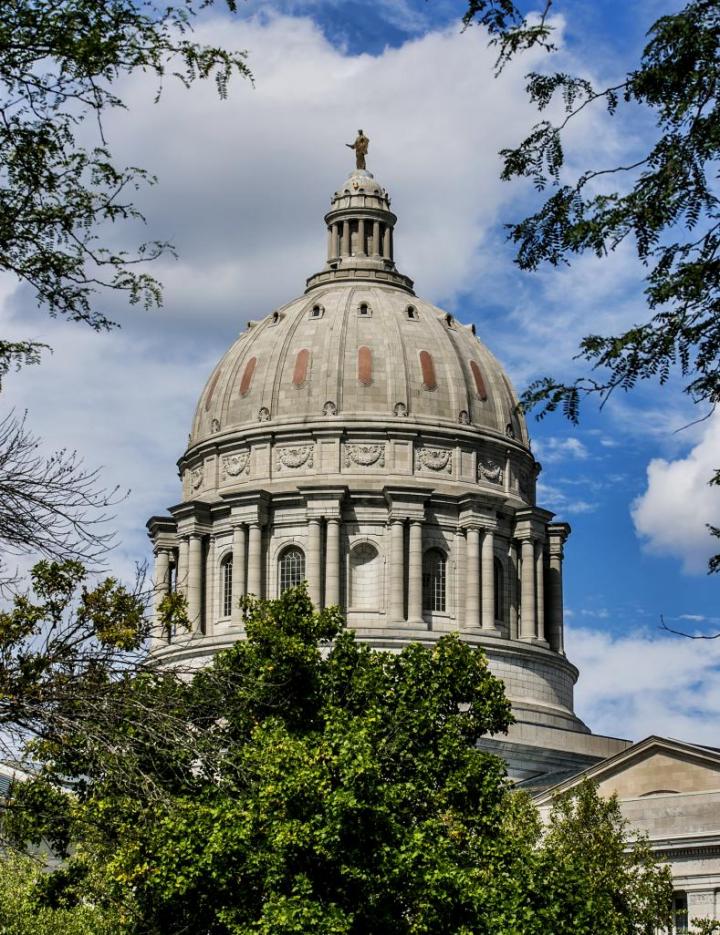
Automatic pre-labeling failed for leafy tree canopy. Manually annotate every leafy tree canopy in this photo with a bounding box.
[3,580,674,934]
[0,0,250,382]
[463,0,720,568]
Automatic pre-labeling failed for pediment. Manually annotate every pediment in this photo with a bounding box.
[534,736,720,803]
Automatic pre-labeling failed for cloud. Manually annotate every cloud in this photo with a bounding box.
[631,412,720,574]
[536,481,597,516]
[567,624,720,745]
[533,436,589,464]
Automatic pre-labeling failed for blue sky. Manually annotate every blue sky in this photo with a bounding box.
[1,0,718,743]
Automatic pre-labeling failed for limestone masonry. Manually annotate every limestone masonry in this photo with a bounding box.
[147,160,720,928]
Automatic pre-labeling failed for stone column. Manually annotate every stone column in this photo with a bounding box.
[465,526,480,628]
[372,220,380,256]
[357,218,366,256]
[383,224,391,259]
[504,449,511,494]
[204,535,215,637]
[389,518,405,622]
[547,530,567,653]
[327,227,333,260]
[247,522,263,597]
[231,524,247,626]
[508,541,519,640]
[520,537,536,640]
[330,223,339,258]
[455,528,466,629]
[341,220,350,256]
[407,519,423,624]
[187,533,203,633]
[325,518,341,607]
[481,529,497,631]
[177,536,189,596]
[307,518,322,608]
[152,548,171,644]
[535,540,546,643]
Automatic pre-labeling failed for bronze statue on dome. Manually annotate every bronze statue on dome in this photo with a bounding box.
[346,130,369,170]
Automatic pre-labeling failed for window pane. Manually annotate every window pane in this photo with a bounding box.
[222,556,233,617]
[279,547,305,593]
[422,549,446,612]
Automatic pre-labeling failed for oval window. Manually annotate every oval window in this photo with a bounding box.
[470,360,488,400]
[419,350,437,391]
[358,346,372,386]
[239,357,257,397]
[293,348,310,387]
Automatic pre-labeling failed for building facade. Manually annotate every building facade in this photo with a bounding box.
[147,160,720,930]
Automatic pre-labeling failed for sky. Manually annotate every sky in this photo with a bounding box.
[1,0,719,745]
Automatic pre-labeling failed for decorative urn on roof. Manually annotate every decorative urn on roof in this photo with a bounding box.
[147,141,583,741]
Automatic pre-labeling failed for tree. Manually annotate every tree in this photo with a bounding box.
[0,852,113,935]
[0,0,251,381]
[463,0,720,570]
[0,412,125,588]
[4,584,674,934]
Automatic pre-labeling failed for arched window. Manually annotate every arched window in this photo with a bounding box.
[221,553,233,617]
[494,557,504,623]
[422,548,446,612]
[279,546,305,594]
[350,542,379,609]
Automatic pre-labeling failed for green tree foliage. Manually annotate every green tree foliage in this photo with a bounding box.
[0,0,251,380]
[0,852,112,935]
[4,582,674,934]
[463,0,720,569]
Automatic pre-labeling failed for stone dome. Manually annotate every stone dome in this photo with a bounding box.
[191,286,528,448]
[148,160,585,745]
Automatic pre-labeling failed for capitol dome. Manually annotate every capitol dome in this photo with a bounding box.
[148,158,588,743]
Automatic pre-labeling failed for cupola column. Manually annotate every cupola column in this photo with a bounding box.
[307,518,322,608]
[325,518,341,607]
[331,223,339,258]
[247,522,263,597]
[231,524,247,626]
[535,539,546,643]
[357,218,366,256]
[481,529,497,631]
[407,519,423,624]
[152,547,171,645]
[519,537,536,640]
[341,220,350,256]
[547,523,570,653]
[177,536,189,596]
[372,220,380,256]
[187,533,203,632]
[383,224,392,260]
[465,526,480,628]
[389,518,405,622]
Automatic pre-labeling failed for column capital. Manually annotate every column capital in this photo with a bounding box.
[384,485,431,522]
[547,521,571,554]
[299,485,347,520]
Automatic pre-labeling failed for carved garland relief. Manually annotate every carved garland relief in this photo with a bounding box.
[275,445,315,471]
[416,447,452,473]
[223,451,251,477]
[190,465,204,491]
[478,457,503,485]
[345,444,386,468]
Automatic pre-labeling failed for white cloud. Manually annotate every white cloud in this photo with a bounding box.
[568,624,720,745]
[536,481,597,516]
[533,436,589,464]
[631,412,720,574]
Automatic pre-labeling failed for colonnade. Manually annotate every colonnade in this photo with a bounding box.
[328,219,393,262]
[151,517,567,653]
